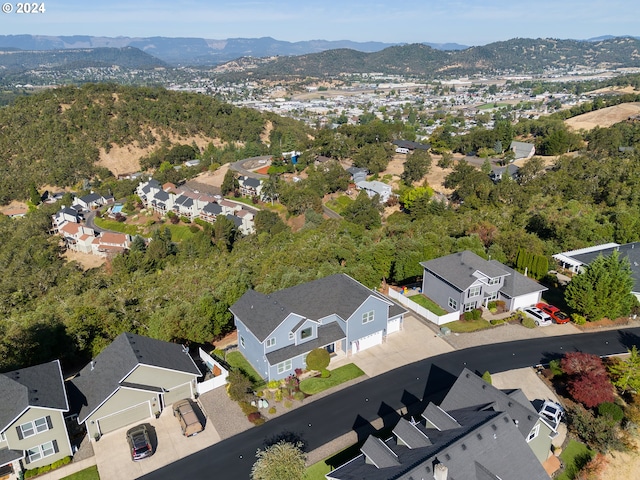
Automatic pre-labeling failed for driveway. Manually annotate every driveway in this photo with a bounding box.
[94,402,221,480]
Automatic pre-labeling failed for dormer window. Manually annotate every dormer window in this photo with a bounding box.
[487,277,500,285]
[266,337,276,348]
[301,327,312,339]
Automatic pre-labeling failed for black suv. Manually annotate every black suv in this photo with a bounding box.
[126,424,153,461]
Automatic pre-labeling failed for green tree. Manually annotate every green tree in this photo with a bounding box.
[608,346,640,393]
[251,441,306,480]
[564,250,636,321]
[28,183,41,205]
[401,150,432,184]
[221,169,239,196]
[342,191,382,229]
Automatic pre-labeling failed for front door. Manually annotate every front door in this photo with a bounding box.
[325,343,335,354]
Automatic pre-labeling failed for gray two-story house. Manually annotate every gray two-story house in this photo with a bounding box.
[0,360,72,478]
[420,250,546,314]
[230,274,407,381]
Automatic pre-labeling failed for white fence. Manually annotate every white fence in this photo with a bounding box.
[388,289,459,326]
[196,348,229,395]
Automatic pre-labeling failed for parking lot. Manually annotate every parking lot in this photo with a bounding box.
[93,401,220,480]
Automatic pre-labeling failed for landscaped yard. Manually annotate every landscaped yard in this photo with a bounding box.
[326,195,353,214]
[60,466,100,480]
[163,224,197,241]
[305,459,332,480]
[299,364,365,395]
[409,294,448,316]
[93,217,141,236]
[556,439,594,480]
[445,318,494,333]
[226,351,264,385]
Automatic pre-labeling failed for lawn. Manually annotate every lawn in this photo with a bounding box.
[446,318,494,333]
[226,351,264,385]
[409,294,448,316]
[163,224,197,242]
[478,102,510,110]
[556,439,594,480]
[226,196,255,207]
[299,364,365,395]
[305,459,332,480]
[326,195,353,214]
[93,217,141,236]
[60,466,100,480]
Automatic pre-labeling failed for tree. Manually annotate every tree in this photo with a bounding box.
[28,183,41,205]
[561,352,615,408]
[221,169,239,196]
[260,175,279,204]
[401,150,432,184]
[608,346,640,394]
[342,191,382,229]
[254,211,288,236]
[305,348,330,372]
[565,250,636,321]
[251,441,306,480]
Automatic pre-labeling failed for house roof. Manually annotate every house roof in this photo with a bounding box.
[154,190,170,202]
[69,332,201,423]
[265,322,346,365]
[230,274,398,343]
[393,418,432,448]
[226,214,243,227]
[327,407,549,480]
[440,368,540,440]
[99,232,129,245]
[79,193,102,204]
[420,251,510,292]
[240,176,261,188]
[489,261,547,298]
[202,203,222,215]
[0,360,68,433]
[392,139,431,151]
[0,447,23,467]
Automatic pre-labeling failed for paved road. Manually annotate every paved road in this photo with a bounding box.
[230,155,271,179]
[322,205,342,219]
[84,210,104,234]
[141,328,640,480]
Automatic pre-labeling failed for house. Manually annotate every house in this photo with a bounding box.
[420,251,547,315]
[73,192,105,211]
[0,360,72,477]
[230,274,407,381]
[355,180,393,203]
[238,176,262,198]
[392,139,431,152]
[327,369,552,480]
[346,167,368,184]
[1,207,28,219]
[489,164,520,183]
[91,232,131,257]
[510,141,536,160]
[58,222,96,254]
[68,332,201,439]
[553,242,640,300]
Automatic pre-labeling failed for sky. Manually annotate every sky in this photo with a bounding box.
[1,0,638,46]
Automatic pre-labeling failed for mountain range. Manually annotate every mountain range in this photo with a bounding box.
[0,35,468,66]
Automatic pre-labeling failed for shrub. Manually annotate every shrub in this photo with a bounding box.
[267,380,280,389]
[598,402,624,423]
[294,391,305,401]
[562,352,615,408]
[24,457,71,478]
[180,215,191,224]
[482,371,492,384]
[306,348,330,371]
[549,359,563,377]
[487,301,497,310]
[566,404,624,452]
[227,369,252,402]
[274,389,283,402]
[294,368,303,377]
[239,401,258,416]
[247,412,262,423]
[256,390,264,398]
[573,314,587,325]
[321,369,331,378]
[489,319,504,326]
[284,399,293,408]
[189,224,200,233]
[268,406,277,415]
[521,316,536,329]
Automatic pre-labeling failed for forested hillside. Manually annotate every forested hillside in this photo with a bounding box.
[0,84,277,204]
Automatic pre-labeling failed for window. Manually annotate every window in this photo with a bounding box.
[301,327,312,339]
[468,285,481,298]
[266,337,276,348]
[527,424,540,442]
[464,302,476,312]
[362,310,374,324]
[448,298,458,310]
[485,291,498,302]
[240,336,245,348]
[277,359,292,374]
[288,332,294,341]
[27,441,56,463]
[19,417,49,439]
[487,277,500,285]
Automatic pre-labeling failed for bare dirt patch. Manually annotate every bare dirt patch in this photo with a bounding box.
[188,164,231,190]
[63,250,106,270]
[565,103,640,131]
[0,201,29,213]
[599,437,639,480]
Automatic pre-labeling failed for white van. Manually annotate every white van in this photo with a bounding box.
[395,147,410,154]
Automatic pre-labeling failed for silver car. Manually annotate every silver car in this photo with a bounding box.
[521,306,553,326]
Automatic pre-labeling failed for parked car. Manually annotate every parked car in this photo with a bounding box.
[126,424,153,461]
[536,302,571,324]
[521,306,553,326]
[173,399,204,437]
[538,400,564,429]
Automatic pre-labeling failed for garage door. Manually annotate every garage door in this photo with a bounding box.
[163,382,193,406]
[97,402,152,435]
[387,318,401,334]
[352,330,383,354]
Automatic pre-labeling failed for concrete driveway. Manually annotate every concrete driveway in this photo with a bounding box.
[93,402,221,480]
[333,314,455,377]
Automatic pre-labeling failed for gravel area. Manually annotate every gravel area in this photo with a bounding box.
[198,387,250,440]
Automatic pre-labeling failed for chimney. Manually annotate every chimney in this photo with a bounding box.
[434,463,448,480]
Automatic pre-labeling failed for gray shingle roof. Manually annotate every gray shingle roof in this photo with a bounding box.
[0,360,68,432]
[202,203,222,215]
[422,402,461,430]
[226,214,243,227]
[230,274,397,342]
[420,251,510,291]
[70,333,200,423]
[440,368,540,440]
[154,190,170,202]
[0,447,23,466]
[489,261,547,298]
[265,322,346,365]
[361,437,400,468]
[393,418,432,449]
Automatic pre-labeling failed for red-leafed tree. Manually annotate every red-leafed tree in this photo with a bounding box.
[561,352,615,408]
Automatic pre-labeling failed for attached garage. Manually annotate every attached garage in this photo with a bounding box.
[351,330,383,354]
[163,382,193,406]
[507,291,543,312]
[97,401,152,435]
[387,317,401,334]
